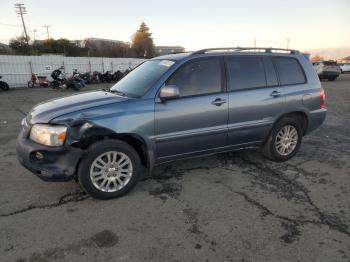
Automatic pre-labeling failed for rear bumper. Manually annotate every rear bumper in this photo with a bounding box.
[16,132,83,181]
[318,71,340,78]
[306,108,327,134]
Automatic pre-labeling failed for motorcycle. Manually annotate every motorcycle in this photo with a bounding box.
[90,71,100,84]
[71,69,86,88]
[79,72,92,84]
[100,71,113,83]
[113,70,124,82]
[51,67,81,91]
[0,76,9,91]
[27,73,50,88]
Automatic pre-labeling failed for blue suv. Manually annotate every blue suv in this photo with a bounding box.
[16,47,327,199]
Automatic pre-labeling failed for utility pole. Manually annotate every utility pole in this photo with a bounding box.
[33,29,36,42]
[14,3,29,45]
[43,25,51,40]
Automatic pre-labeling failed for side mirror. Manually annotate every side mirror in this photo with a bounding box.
[159,85,180,100]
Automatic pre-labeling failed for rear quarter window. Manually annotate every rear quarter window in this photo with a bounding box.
[272,57,306,85]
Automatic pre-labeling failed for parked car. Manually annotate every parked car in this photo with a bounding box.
[339,62,350,73]
[312,61,341,81]
[0,75,9,91]
[16,47,327,199]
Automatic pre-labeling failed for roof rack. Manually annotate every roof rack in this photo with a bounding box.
[192,47,300,55]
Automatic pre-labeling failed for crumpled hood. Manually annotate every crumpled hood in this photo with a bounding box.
[27,91,130,124]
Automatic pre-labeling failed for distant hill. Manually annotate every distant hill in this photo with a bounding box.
[305,46,350,60]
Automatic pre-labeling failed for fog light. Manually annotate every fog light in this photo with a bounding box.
[35,152,44,161]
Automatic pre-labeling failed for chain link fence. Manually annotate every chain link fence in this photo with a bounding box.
[0,55,146,88]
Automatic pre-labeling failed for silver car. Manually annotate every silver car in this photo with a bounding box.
[313,61,341,81]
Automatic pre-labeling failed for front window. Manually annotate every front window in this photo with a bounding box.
[166,58,222,97]
[110,60,175,98]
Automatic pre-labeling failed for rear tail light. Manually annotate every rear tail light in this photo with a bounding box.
[320,87,326,109]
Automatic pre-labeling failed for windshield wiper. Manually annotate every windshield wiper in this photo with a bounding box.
[109,89,128,97]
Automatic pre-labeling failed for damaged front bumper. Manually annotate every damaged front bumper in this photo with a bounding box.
[16,128,83,182]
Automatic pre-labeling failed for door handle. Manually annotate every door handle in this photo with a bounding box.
[270,90,282,97]
[211,98,227,106]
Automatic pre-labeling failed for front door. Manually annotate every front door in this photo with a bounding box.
[154,57,228,160]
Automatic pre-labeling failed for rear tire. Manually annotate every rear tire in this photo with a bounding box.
[328,77,337,81]
[78,139,141,199]
[262,117,303,162]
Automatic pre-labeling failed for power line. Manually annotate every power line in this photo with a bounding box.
[14,3,29,44]
[0,23,22,27]
[43,25,51,40]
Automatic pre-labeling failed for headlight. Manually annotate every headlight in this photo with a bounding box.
[29,124,67,146]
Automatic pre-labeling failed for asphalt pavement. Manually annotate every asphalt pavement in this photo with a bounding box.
[0,75,349,262]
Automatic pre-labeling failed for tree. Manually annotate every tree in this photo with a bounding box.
[32,38,88,56]
[9,35,30,55]
[131,22,155,58]
[310,55,324,62]
[85,40,132,58]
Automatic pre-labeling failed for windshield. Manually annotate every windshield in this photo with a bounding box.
[323,61,337,66]
[110,60,175,98]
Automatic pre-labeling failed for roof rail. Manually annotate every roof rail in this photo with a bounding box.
[192,47,300,55]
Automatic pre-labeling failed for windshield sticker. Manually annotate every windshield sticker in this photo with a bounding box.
[159,60,175,67]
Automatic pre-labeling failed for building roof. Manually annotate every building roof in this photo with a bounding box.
[84,38,124,44]
[0,42,9,49]
[155,46,185,50]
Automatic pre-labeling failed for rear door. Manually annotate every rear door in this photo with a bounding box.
[225,55,286,145]
[154,57,228,160]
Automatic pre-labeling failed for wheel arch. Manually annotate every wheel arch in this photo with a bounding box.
[274,111,308,135]
[264,111,309,145]
[67,123,152,172]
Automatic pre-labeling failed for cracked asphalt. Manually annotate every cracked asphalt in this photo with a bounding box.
[0,75,349,262]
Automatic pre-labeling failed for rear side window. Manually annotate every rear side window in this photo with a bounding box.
[167,58,222,97]
[226,56,266,91]
[272,57,306,85]
[323,61,337,66]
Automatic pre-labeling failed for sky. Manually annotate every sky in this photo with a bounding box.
[1,0,349,54]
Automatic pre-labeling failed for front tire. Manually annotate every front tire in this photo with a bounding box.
[0,81,9,91]
[78,139,141,199]
[262,117,302,162]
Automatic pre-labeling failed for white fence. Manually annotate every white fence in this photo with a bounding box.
[0,55,146,88]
